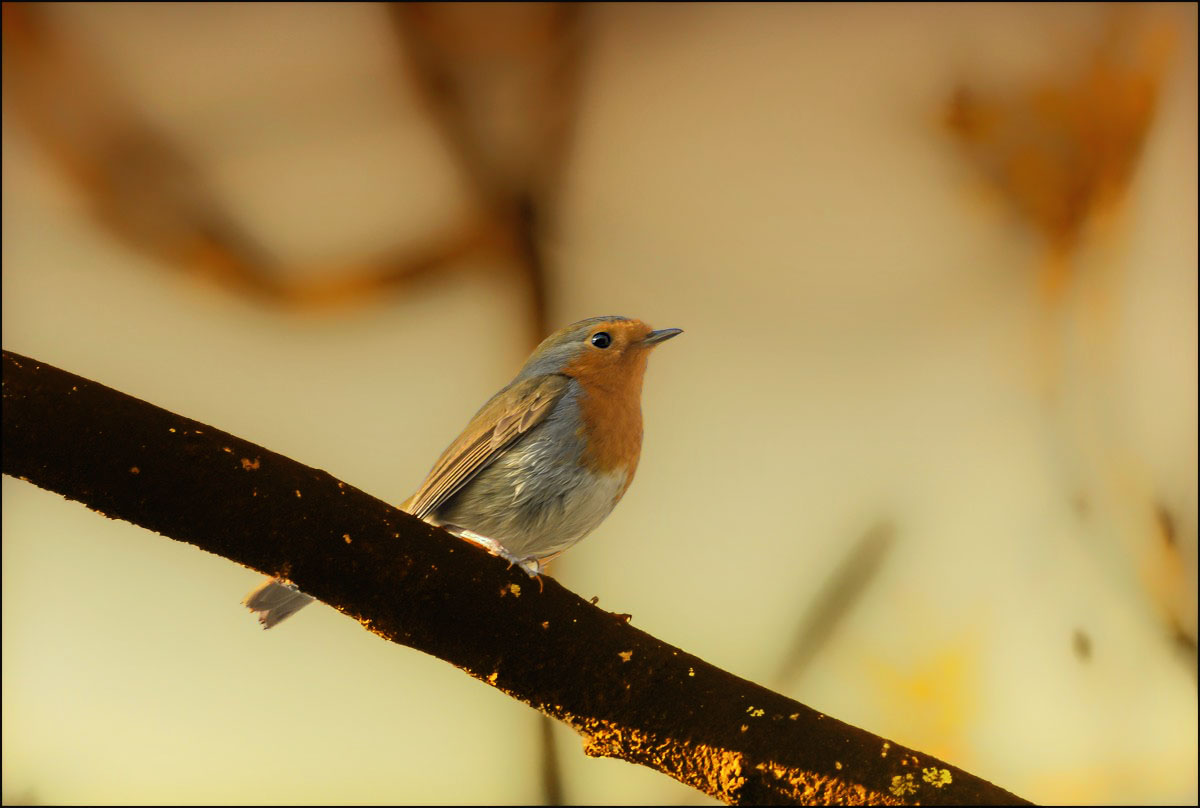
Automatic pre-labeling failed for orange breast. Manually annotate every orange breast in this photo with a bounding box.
[565,351,648,483]
[575,376,644,481]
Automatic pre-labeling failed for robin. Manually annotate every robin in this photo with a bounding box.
[244,315,682,627]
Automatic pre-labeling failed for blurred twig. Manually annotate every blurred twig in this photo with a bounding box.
[776,521,896,686]
[2,350,1030,806]
[946,7,1196,669]
[2,4,586,346]
[391,9,588,796]
[539,714,566,805]
[390,3,584,217]
[1,3,280,295]
[391,2,588,346]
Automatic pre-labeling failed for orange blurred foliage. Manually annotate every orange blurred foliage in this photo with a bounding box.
[947,14,1177,303]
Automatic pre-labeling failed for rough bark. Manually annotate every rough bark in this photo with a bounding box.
[2,350,1031,805]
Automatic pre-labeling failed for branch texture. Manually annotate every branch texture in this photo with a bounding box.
[2,350,1030,805]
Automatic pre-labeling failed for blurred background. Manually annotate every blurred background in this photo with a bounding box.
[2,3,1196,804]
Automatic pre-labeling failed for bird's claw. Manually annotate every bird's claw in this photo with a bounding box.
[453,528,544,591]
[501,552,545,591]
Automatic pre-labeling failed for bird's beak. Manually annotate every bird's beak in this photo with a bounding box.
[642,328,683,347]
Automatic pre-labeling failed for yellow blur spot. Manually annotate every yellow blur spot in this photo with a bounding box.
[923,767,952,788]
[889,773,917,797]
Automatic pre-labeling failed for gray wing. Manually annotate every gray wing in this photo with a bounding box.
[405,374,569,520]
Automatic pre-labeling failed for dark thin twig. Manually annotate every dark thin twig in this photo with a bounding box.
[540,715,566,805]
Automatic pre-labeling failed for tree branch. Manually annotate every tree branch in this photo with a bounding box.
[1,350,1030,806]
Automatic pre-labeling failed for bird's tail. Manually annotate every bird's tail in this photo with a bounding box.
[243,578,315,629]
[243,498,419,629]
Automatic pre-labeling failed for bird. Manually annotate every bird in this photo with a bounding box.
[244,315,682,628]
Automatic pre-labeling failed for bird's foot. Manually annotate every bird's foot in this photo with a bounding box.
[507,556,545,592]
[452,528,544,589]
[497,549,545,591]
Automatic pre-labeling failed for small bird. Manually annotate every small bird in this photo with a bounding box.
[245,315,682,627]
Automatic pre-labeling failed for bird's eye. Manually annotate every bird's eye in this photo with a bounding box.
[590,331,612,349]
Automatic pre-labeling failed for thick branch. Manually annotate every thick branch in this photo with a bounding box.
[1,350,1030,805]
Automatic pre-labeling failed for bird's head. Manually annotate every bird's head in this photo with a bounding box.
[517,316,682,388]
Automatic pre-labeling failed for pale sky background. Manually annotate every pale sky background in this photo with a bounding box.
[3,3,1196,805]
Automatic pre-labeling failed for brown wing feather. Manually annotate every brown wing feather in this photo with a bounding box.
[405,374,569,520]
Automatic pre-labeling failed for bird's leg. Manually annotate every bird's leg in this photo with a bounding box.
[450,526,507,556]
[450,527,544,587]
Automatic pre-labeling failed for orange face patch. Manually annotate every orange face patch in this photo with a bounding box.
[561,319,655,477]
